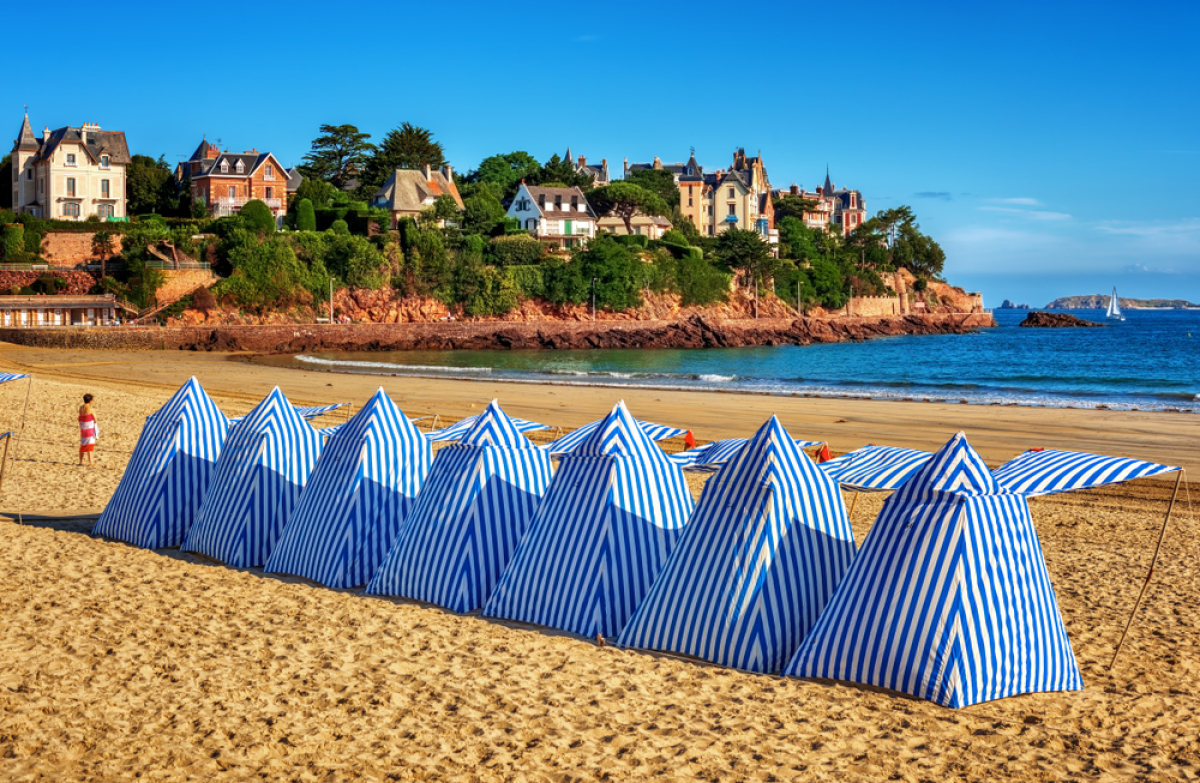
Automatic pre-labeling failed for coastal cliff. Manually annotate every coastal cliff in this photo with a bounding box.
[0,313,995,353]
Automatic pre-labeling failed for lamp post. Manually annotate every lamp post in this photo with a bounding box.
[591,277,597,322]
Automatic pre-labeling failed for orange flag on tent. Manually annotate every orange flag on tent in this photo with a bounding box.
[814,444,832,463]
[684,430,696,449]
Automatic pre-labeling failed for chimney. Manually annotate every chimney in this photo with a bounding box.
[578,155,586,167]
[422,164,432,180]
[43,126,50,141]
[80,125,87,145]
[206,142,220,159]
[652,156,662,169]
[442,164,453,181]
[601,158,607,167]
[244,149,256,154]
[790,184,799,195]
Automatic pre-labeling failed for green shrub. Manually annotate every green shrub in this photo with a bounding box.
[213,235,314,311]
[505,265,545,299]
[488,234,545,266]
[137,213,166,224]
[239,200,276,234]
[612,234,649,249]
[331,219,350,235]
[660,229,690,247]
[31,274,69,295]
[455,261,520,316]
[2,224,24,260]
[296,198,316,232]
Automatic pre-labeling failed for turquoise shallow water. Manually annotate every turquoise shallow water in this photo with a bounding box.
[271,309,1200,413]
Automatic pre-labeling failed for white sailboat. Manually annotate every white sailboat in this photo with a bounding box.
[1106,287,1125,321]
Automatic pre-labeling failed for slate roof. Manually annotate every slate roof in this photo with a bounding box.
[24,124,131,165]
[286,167,305,192]
[525,185,595,220]
[374,168,464,213]
[15,114,39,152]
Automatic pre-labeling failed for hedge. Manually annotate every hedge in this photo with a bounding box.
[2,224,24,260]
[489,234,545,266]
[612,234,649,249]
[505,265,545,298]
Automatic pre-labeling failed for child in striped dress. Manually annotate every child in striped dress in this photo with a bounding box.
[79,393,98,466]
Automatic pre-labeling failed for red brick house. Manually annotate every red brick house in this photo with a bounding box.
[179,139,289,224]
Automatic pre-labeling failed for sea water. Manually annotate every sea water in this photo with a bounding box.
[267,309,1200,413]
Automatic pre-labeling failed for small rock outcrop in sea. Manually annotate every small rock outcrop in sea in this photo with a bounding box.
[1019,312,1103,328]
[999,300,1030,309]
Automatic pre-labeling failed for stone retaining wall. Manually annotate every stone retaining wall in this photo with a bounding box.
[0,270,98,295]
[0,313,996,353]
[41,232,125,267]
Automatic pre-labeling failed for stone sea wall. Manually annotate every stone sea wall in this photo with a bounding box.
[0,313,995,353]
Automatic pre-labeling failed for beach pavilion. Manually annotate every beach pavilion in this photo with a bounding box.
[366,399,553,613]
[265,388,431,589]
[93,377,229,548]
[483,401,694,639]
[182,387,324,568]
[619,416,856,673]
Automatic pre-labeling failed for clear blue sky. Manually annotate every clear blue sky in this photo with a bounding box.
[7,0,1197,306]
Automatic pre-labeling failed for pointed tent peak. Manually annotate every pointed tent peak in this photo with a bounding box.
[903,431,998,496]
[739,415,823,474]
[459,399,531,448]
[574,400,662,458]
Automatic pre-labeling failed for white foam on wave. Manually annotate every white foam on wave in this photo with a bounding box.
[698,374,736,383]
[295,355,493,374]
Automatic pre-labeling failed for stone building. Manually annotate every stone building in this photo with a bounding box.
[179,139,290,224]
[11,113,131,221]
[0,294,122,327]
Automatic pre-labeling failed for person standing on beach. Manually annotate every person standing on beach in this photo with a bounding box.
[79,394,98,466]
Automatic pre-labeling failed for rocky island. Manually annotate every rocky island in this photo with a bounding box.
[1019,311,1103,328]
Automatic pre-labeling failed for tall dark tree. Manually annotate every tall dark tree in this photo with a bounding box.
[299,124,374,190]
[623,168,678,206]
[360,123,446,196]
[772,193,822,223]
[589,182,668,234]
[465,151,541,198]
[712,227,781,294]
[126,154,175,214]
[533,153,591,189]
[0,154,11,209]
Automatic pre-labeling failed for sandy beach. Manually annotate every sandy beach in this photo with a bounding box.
[1,342,1198,780]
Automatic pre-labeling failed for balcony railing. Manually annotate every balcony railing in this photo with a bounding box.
[214,197,283,210]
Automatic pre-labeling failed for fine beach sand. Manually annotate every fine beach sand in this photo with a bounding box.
[1,343,1198,780]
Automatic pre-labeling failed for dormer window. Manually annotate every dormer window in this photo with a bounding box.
[100,154,110,168]
[538,194,546,209]
[220,160,229,173]
[570,195,578,210]
[554,195,562,210]
[66,153,77,166]
[235,160,245,173]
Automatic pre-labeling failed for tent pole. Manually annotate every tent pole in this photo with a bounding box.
[0,433,11,496]
[12,377,32,525]
[1109,469,1184,671]
[848,491,860,521]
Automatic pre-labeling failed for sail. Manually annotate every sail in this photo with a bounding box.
[1107,288,1122,318]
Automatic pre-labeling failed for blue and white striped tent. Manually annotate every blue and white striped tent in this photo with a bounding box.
[0,373,30,385]
[619,416,855,673]
[93,377,230,549]
[819,444,933,491]
[230,401,348,425]
[669,436,824,472]
[784,432,1083,708]
[544,419,688,456]
[992,449,1179,496]
[483,401,695,638]
[366,400,553,613]
[425,412,550,443]
[264,388,432,588]
[183,387,324,568]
